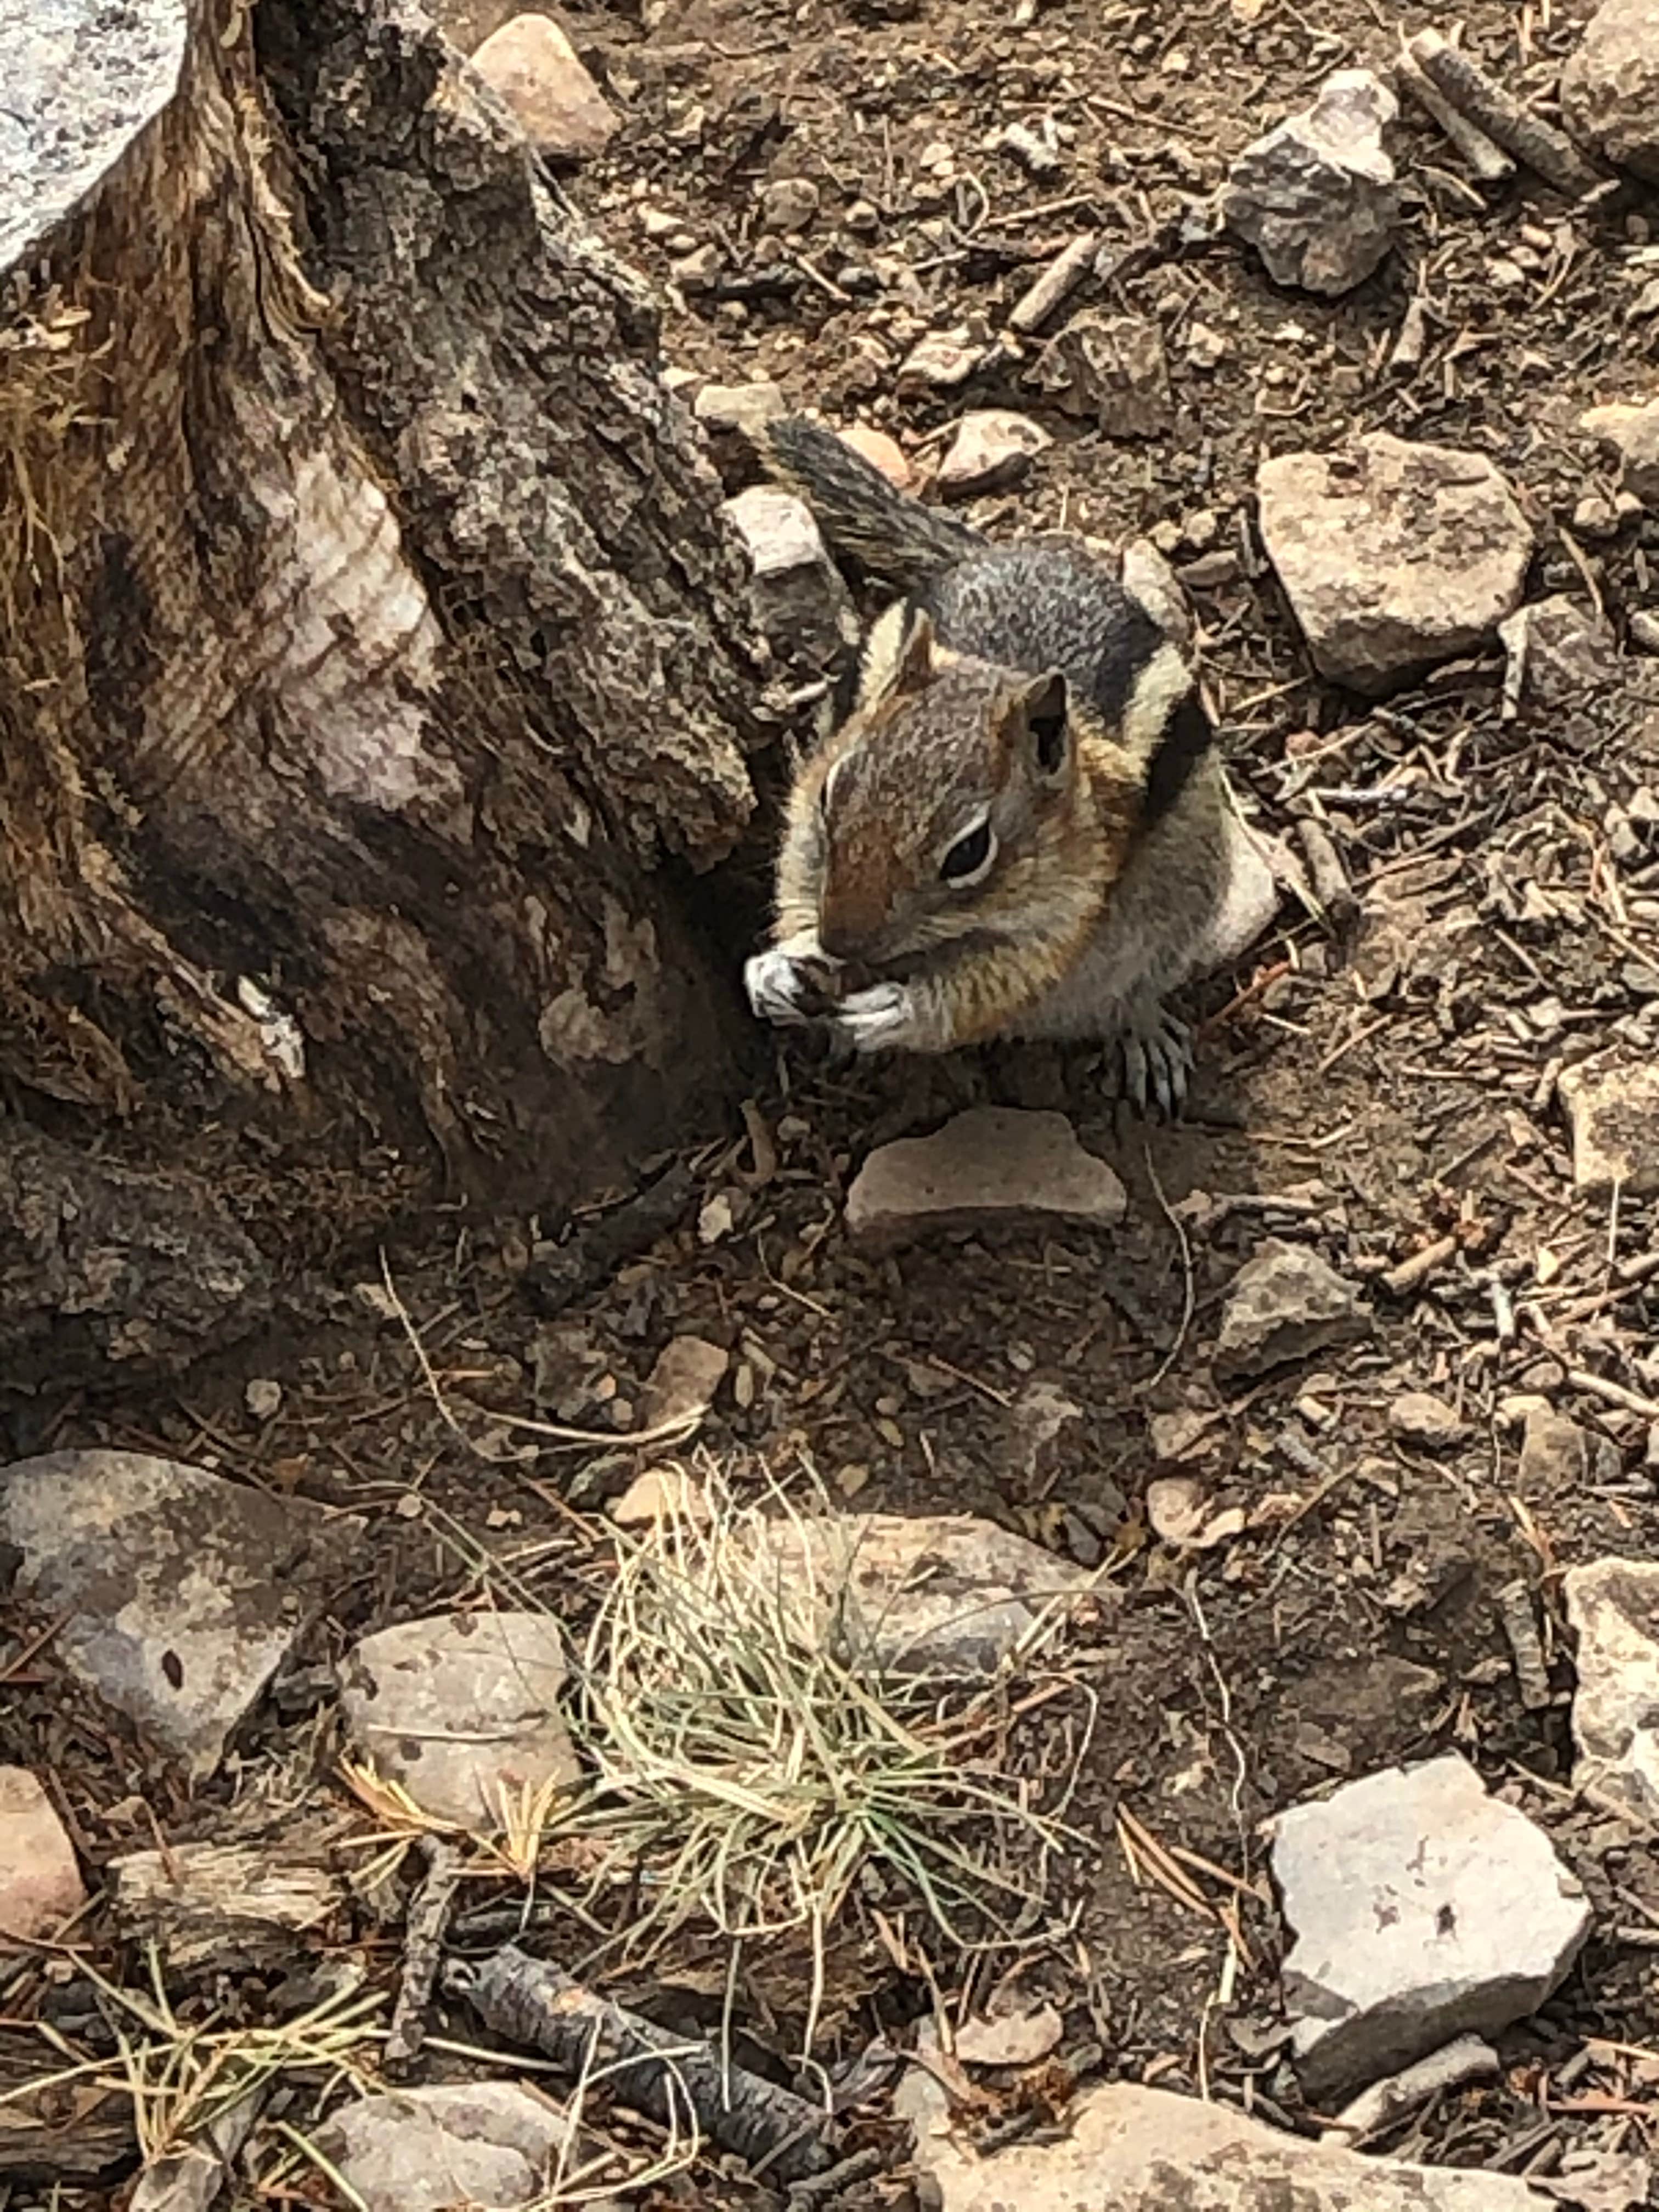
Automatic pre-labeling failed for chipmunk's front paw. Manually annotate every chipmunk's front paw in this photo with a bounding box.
[745,949,820,1028]
[1118,1008,1193,1119]
[827,980,928,1056]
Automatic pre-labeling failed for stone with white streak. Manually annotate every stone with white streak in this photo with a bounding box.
[937,410,1052,498]
[1223,70,1400,296]
[1257,433,1533,693]
[1273,1753,1592,2097]
[1565,1557,1659,1820]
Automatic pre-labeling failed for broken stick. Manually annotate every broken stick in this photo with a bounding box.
[1396,40,1514,183]
[443,1945,838,2184]
[1406,31,1603,199]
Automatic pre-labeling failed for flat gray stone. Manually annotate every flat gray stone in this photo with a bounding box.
[338,1611,579,1830]
[693,380,787,436]
[1257,433,1533,693]
[1498,595,1624,719]
[0,1452,358,1778]
[1214,1239,1367,1383]
[0,1767,84,1948]
[1223,69,1400,296]
[1387,1392,1467,1449]
[910,2079,1555,2212]
[1561,0,1659,182]
[1559,1058,1659,1194]
[1581,396,1659,509]
[722,484,857,677]
[846,1108,1126,1251]
[746,1512,1091,1675]
[1274,1754,1592,2098]
[1565,1557,1659,1820]
[639,1334,729,1431]
[314,2084,611,2212]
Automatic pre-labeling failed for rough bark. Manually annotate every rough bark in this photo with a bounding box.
[0,0,768,1373]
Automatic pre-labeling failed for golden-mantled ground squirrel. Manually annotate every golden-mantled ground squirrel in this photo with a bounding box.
[743,416,1277,1113]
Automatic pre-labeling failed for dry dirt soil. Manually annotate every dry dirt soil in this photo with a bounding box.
[8,0,1659,2199]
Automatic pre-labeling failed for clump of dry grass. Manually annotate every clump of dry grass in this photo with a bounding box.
[550,1460,1091,2044]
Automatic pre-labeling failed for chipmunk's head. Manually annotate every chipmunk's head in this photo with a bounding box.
[794,606,1115,972]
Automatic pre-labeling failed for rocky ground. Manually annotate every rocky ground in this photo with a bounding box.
[5,0,1659,2204]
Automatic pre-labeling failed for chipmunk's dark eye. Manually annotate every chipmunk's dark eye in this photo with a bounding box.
[939,817,996,886]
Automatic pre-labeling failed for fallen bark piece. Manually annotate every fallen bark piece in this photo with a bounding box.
[0,2026,136,2177]
[384,1838,462,2073]
[109,1841,348,1973]
[444,1945,837,2183]
[909,2078,1556,2210]
[1564,1557,1659,1820]
[1408,29,1605,196]
[1274,1753,1592,2098]
[1323,2036,1499,2146]
[525,1164,696,1316]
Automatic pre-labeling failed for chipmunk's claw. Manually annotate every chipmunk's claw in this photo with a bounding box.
[828,980,923,1056]
[744,949,819,1027]
[1118,1011,1192,1120]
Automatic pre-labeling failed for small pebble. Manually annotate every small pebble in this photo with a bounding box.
[1571,493,1620,540]
[245,1378,283,1421]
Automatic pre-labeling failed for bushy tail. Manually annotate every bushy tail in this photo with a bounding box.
[755,416,984,590]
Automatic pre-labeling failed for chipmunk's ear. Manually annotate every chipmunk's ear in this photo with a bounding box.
[891,606,936,695]
[1001,669,1070,782]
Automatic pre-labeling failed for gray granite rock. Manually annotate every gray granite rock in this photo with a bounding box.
[1274,1754,1592,2098]
[1257,433,1533,693]
[1214,1239,1367,1382]
[909,2078,1556,2211]
[1223,70,1400,296]
[0,1451,358,1777]
[337,1611,579,1830]
[1565,1558,1659,1820]
[1561,0,1659,182]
